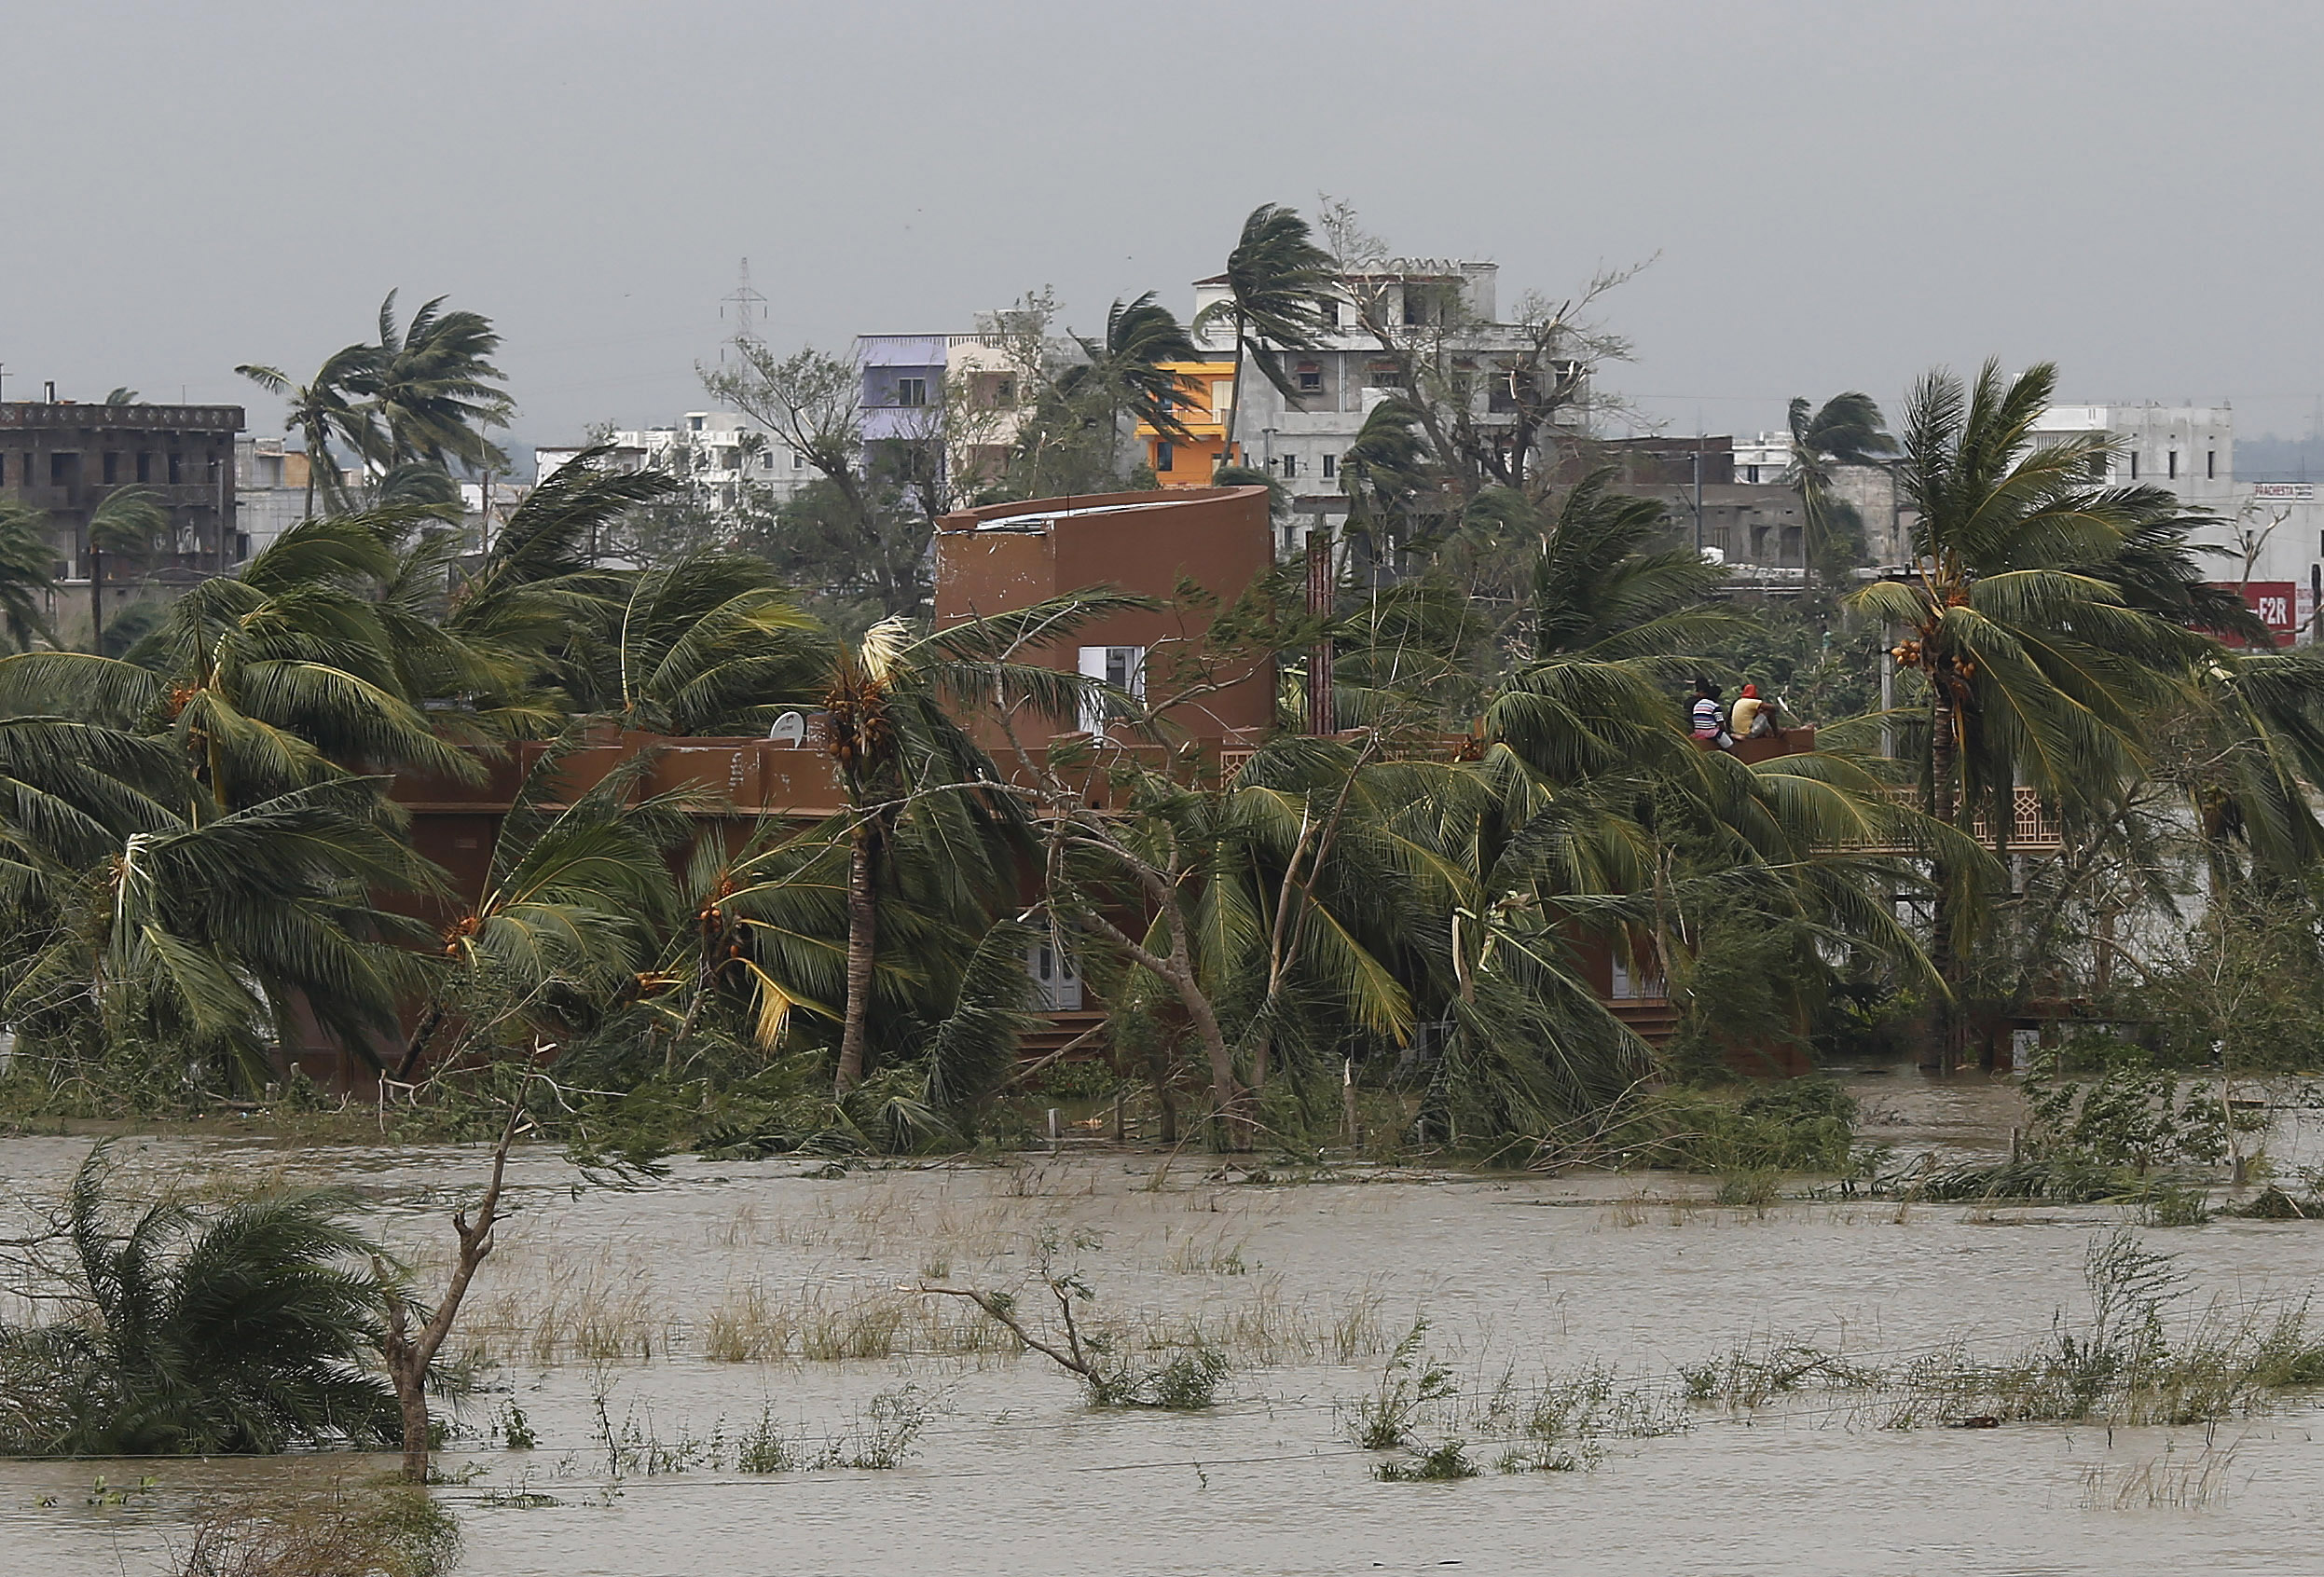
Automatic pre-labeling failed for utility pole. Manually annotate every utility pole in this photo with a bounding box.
[1306,528,1334,735]
[1692,444,1704,554]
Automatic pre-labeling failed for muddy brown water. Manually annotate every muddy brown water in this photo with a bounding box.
[7,1071,2324,1575]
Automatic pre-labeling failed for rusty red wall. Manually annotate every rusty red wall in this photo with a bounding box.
[935,487,1275,740]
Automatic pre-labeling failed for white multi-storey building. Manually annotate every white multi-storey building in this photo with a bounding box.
[1190,259,1587,554]
[2032,404,2318,644]
[536,410,821,507]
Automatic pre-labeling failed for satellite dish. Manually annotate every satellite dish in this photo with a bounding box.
[767,710,806,746]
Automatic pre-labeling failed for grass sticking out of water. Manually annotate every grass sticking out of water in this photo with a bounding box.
[584,1388,932,1477]
[2079,1440,2240,1510]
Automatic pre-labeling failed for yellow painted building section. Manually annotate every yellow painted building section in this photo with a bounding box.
[1135,362,1239,486]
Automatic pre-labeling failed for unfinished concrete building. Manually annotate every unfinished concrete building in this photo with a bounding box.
[0,398,245,641]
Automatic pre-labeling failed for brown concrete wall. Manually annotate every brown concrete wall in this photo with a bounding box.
[935,487,1275,741]
[389,733,847,915]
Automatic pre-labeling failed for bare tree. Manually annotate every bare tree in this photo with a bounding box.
[1317,196,1648,500]
[379,1081,531,1483]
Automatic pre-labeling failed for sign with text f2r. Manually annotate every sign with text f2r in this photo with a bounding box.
[2231,581,2303,647]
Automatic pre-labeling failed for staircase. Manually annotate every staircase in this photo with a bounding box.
[1608,998,1680,1047]
[1020,1009,1110,1063]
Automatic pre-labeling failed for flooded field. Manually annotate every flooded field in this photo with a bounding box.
[7,1071,2324,1575]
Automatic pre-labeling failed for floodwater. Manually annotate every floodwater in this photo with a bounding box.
[7,1072,2324,1576]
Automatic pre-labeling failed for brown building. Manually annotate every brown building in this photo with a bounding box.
[0,400,246,639]
[934,485,1277,747]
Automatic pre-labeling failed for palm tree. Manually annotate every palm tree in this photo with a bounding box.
[1066,292,1203,448]
[821,597,1128,1094]
[0,514,477,809]
[237,346,378,517]
[1339,398,1439,554]
[353,291,514,472]
[83,485,168,654]
[393,739,688,1079]
[1783,391,1897,586]
[605,553,827,735]
[442,446,677,710]
[0,501,57,651]
[3,775,434,1087]
[1195,203,1336,453]
[1849,360,2221,1063]
[1851,362,2219,837]
[0,1145,401,1455]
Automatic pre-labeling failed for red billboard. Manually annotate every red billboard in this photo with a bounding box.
[2223,581,2308,648]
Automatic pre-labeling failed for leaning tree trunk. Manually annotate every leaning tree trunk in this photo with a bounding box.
[382,1097,521,1482]
[1928,690,1963,1074]
[834,819,878,1096]
[1221,309,1246,458]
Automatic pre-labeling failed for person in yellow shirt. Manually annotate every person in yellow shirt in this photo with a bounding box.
[1729,682,1766,740]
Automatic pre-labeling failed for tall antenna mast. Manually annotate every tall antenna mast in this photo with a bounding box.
[720,257,767,364]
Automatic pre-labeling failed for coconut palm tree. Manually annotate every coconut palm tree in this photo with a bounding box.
[392,739,690,1079]
[0,501,57,651]
[82,485,169,654]
[1783,391,1898,586]
[442,447,677,708]
[1848,360,2225,1064]
[603,553,828,735]
[352,291,514,473]
[3,774,434,1087]
[821,597,1132,1094]
[1065,292,1203,448]
[1850,361,2220,837]
[0,514,476,809]
[1195,203,1336,452]
[237,346,378,517]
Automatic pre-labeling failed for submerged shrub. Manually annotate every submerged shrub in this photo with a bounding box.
[1350,1321,1458,1450]
[1373,1439,1478,1482]
[1137,1350,1231,1411]
[172,1483,459,1577]
[1629,1078,1857,1172]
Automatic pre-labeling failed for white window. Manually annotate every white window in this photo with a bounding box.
[1321,454,1336,479]
[895,377,928,408]
[1078,644,1146,733]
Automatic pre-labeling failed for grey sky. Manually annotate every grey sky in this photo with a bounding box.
[14,0,2324,461]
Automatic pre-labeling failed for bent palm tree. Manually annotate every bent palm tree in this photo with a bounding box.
[395,739,688,1078]
[1849,360,2221,1064]
[5,775,433,1087]
[0,1145,401,1455]
[1783,391,1898,586]
[0,514,475,808]
[237,347,378,516]
[352,291,516,472]
[1195,203,1336,452]
[0,501,57,651]
[1066,292,1203,447]
[823,597,1132,1094]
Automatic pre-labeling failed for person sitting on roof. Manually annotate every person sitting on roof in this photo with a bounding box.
[1688,678,1733,749]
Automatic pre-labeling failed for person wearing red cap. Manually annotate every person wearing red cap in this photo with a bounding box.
[1730,682,1767,741]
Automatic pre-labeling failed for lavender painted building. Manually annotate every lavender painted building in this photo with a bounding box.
[857,335,949,443]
